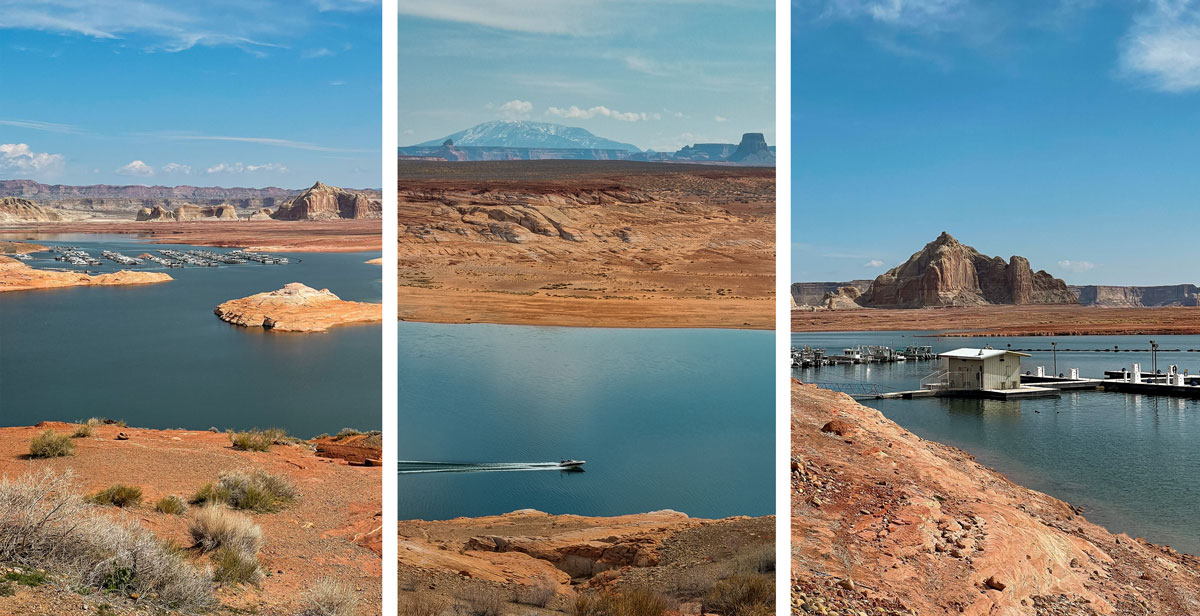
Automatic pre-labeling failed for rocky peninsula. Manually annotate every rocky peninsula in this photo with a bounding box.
[0,255,172,293]
[215,282,382,332]
[792,380,1200,615]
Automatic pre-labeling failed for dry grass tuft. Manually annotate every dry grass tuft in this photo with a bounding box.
[211,545,261,586]
[457,585,506,616]
[297,577,361,616]
[155,495,187,515]
[188,505,262,554]
[87,484,143,508]
[28,430,73,458]
[703,574,774,616]
[573,587,670,616]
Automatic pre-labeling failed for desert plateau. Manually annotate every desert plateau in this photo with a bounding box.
[398,160,774,329]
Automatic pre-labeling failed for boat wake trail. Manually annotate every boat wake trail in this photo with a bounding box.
[397,461,570,474]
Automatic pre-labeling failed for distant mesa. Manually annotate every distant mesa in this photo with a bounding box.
[0,196,65,223]
[399,121,775,166]
[271,181,381,221]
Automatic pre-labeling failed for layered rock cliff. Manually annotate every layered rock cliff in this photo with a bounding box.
[135,204,239,221]
[0,196,65,222]
[860,232,1076,308]
[271,182,381,220]
[791,281,873,307]
[793,380,1200,615]
[1072,284,1200,307]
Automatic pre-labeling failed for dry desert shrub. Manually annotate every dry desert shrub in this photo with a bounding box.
[190,468,296,512]
[702,573,774,616]
[155,495,187,515]
[297,577,360,616]
[71,423,94,438]
[399,590,450,616]
[28,430,73,458]
[188,505,262,554]
[456,585,505,616]
[229,428,284,452]
[87,484,143,508]
[516,573,557,607]
[572,587,669,616]
[211,545,261,585]
[0,469,212,612]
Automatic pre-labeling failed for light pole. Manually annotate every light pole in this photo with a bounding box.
[1051,341,1057,376]
[1151,340,1159,380]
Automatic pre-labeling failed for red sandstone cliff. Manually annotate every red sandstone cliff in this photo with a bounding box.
[272,182,381,221]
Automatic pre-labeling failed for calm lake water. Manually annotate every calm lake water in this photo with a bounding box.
[793,330,1200,556]
[0,233,381,437]
[399,323,774,520]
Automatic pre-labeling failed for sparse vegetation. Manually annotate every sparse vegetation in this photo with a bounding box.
[211,545,261,586]
[516,573,557,607]
[155,495,187,515]
[87,484,143,508]
[573,588,669,616]
[189,468,296,513]
[28,430,74,458]
[229,428,288,452]
[188,505,262,554]
[703,574,774,616]
[335,428,362,438]
[398,590,449,616]
[3,568,47,587]
[71,423,94,438]
[297,577,360,616]
[0,469,212,611]
[457,585,505,616]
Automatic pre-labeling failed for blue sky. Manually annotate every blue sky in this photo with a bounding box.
[796,0,1200,285]
[399,0,775,152]
[0,1,380,189]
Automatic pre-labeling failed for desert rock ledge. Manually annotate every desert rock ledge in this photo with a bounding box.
[0,255,172,292]
[215,282,382,332]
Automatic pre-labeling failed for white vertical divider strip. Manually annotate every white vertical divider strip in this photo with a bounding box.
[775,0,792,613]
[382,0,399,611]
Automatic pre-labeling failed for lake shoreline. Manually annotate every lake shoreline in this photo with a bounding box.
[0,219,382,252]
[793,304,1200,336]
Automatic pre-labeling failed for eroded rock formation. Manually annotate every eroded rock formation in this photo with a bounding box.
[1072,284,1200,307]
[272,182,381,220]
[136,204,239,221]
[215,282,381,332]
[860,232,1076,308]
[0,196,65,222]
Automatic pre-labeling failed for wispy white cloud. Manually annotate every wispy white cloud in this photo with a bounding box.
[155,133,363,152]
[1119,0,1200,92]
[397,0,599,35]
[115,160,155,176]
[496,99,533,120]
[0,143,65,177]
[311,0,377,11]
[161,162,191,175]
[303,47,335,58]
[714,115,728,122]
[206,162,288,174]
[864,259,885,267]
[0,119,82,134]
[1057,259,1097,272]
[546,105,657,122]
[818,0,967,28]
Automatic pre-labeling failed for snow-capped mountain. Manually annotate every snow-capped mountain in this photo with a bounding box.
[417,121,641,152]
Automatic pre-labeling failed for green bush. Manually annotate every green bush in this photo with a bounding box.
[229,429,275,452]
[87,485,143,508]
[155,495,187,515]
[211,546,261,586]
[28,430,74,458]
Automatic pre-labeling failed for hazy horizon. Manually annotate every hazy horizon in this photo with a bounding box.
[399,0,775,153]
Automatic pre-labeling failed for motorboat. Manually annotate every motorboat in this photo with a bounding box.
[558,459,586,470]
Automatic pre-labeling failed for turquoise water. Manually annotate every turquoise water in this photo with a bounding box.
[793,331,1200,556]
[399,323,774,520]
[0,233,381,437]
